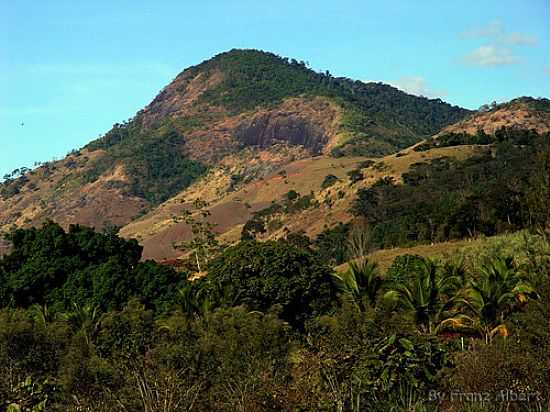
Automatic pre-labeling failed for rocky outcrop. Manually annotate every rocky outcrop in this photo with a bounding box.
[235,112,328,154]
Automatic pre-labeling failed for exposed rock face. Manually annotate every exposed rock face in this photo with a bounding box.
[235,112,328,154]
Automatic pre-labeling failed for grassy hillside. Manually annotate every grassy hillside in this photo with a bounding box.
[337,230,550,273]
[351,136,549,248]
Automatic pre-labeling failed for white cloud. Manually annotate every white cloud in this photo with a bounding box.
[502,32,538,46]
[461,20,538,46]
[463,45,520,67]
[460,20,537,68]
[387,76,447,98]
[462,20,504,38]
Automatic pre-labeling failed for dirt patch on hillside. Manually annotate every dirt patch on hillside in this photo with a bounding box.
[138,69,225,128]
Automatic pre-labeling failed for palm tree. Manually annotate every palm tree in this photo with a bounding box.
[460,257,537,343]
[60,302,101,345]
[178,282,213,316]
[383,258,466,335]
[332,258,383,311]
[28,303,56,327]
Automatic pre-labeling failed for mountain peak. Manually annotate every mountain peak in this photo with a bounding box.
[1,50,473,250]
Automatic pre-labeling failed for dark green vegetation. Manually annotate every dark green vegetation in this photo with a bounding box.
[241,191,318,240]
[0,222,184,313]
[84,124,206,204]
[1,219,549,411]
[321,173,339,189]
[415,127,547,152]
[352,136,550,248]
[191,240,336,327]
[0,168,32,199]
[195,50,469,126]
[478,96,550,113]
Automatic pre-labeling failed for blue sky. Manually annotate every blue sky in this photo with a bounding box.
[1,0,549,177]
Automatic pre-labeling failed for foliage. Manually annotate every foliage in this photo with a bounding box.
[0,222,187,313]
[193,49,469,155]
[240,191,318,240]
[305,307,449,410]
[449,340,549,406]
[347,168,364,184]
[173,199,223,272]
[352,333,450,398]
[0,226,548,410]
[384,258,467,335]
[332,258,384,311]
[415,127,546,152]
[386,254,427,286]
[459,257,537,342]
[0,166,549,412]
[196,240,336,327]
[352,137,550,248]
[85,123,206,205]
[321,174,339,189]
[313,223,351,265]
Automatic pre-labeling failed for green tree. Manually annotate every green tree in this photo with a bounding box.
[175,199,222,272]
[461,257,537,343]
[321,174,339,189]
[60,303,101,346]
[332,259,383,311]
[200,240,336,327]
[384,258,466,335]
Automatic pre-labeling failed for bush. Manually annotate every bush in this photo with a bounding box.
[321,174,339,189]
[385,254,426,285]
[449,340,549,404]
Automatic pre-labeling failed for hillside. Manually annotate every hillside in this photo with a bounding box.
[411,97,550,151]
[120,144,484,261]
[439,97,550,136]
[0,49,470,255]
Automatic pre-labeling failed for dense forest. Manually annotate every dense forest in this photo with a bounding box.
[84,125,207,204]
[1,215,549,410]
[193,49,470,133]
[351,133,550,250]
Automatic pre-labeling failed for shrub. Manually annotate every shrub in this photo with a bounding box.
[321,174,339,189]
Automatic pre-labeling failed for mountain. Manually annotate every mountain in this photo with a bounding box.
[0,49,526,260]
